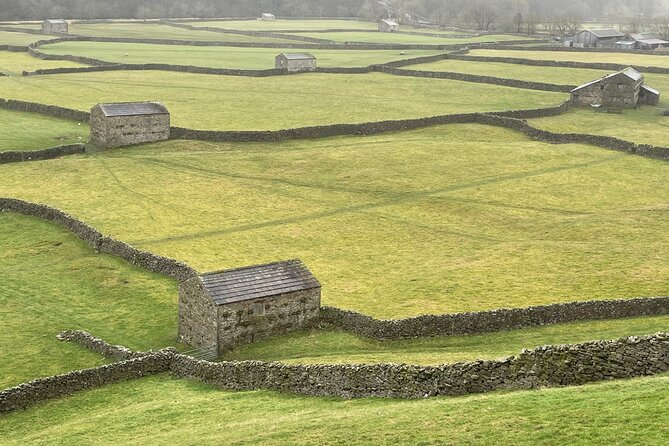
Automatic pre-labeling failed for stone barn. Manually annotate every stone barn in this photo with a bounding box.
[570,67,660,108]
[178,260,321,354]
[89,102,170,149]
[568,29,624,48]
[42,19,68,34]
[275,53,317,72]
[379,19,400,32]
[261,13,276,21]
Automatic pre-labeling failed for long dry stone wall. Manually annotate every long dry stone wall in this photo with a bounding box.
[57,330,143,361]
[0,352,172,412]
[0,144,86,164]
[0,198,196,281]
[0,97,90,121]
[172,332,669,399]
[319,296,669,340]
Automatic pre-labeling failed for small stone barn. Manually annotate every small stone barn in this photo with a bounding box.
[178,260,321,354]
[570,67,661,108]
[568,29,624,48]
[379,19,400,32]
[261,13,276,21]
[89,102,170,149]
[275,53,317,72]
[42,19,68,34]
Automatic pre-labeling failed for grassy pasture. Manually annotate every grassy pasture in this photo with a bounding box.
[38,41,443,69]
[223,316,669,365]
[0,50,86,76]
[183,19,379,31]
[0,71,566,130]
[530,107,669,148]
[67,22,297,43]
[288,31,524,44]
[2,373,669,445]
[0,212,178,388]
[0,30,41,46]
[0,109,88,151]
[1,124,669,319]
[469,48,669,69]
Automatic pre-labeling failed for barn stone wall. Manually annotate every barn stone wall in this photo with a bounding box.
[90,108,170,149]
[216,289,321,353]
[571,73,643,108]
[178,277,218,350]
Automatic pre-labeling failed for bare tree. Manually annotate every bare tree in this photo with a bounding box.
[513,12,523,33]
[467,1,496,30]
[655,16,669,40]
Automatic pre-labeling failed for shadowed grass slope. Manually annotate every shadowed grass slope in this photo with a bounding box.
[0,109,88,151]
[38,42,443,69]
[0,212,178,388]
[1,124,668,318]
[0,72,566,130]
[1,373,669,445]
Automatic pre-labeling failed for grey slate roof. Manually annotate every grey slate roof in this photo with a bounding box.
[200,259,321,305]
[585,29,624,38]
[277,53,316,60]
[571,67,643,92]
[45,19,67,24]
[641,84,660,95]
[382,19,399,26]
[95,102,169,117]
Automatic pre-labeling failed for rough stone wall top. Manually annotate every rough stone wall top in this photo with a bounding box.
[200,259,320,305]
[571,67,644,93]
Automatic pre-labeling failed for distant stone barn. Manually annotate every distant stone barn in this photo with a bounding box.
[567,29,624,48]
[275,53,317,72]
[379,19,400,32]
[89,102,170,149]
[261,13,276,21]
[42,19,68,34]
[571,67,661,108]
[178,260,321,354]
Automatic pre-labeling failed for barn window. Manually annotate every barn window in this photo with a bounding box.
[253,302,265,316]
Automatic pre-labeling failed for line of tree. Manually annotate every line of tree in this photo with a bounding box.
[1,0,669,38]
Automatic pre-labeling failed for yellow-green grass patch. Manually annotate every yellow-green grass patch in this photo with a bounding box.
[0,212,178,388]
[0,71,566,130]
[0,50,86,76]
[38,41,443,69]
[67,22,298,43]
[0,108,88,151]
[1,124,669,318]
[2,373,669,445]
[184,19,379,31]
[469,48,669,69]
[289,31,524,45]
[0,30,40,46]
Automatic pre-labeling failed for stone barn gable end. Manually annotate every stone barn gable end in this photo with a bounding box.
[89,101,170,149]
[178,259,321,354]
[569,29,624,47]
[275,53,317,72]
[379,19,400,32]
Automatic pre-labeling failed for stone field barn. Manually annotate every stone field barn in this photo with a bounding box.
[178,260,321,354]
[89,102,170,149]
[42,19,68,34]
[379,19,400,32]
[567,29,624,48]
[275,53,317,72]
[571,67,660,108]
[261,13,276,21]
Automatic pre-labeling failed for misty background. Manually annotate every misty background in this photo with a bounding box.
[1,0,669,36]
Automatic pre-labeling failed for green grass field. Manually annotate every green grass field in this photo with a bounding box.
[530,107,669,147]
[223,316,669,365]
[67,23,298,43]
[0,212,178,388]
[2,373,669,445]
[0,30,41,46]
[183,19,379,31]
[289,31,524,44]
[0,51,86,76]
[469,48,669,69]
[0,71,565,130]
[1,124,668,319]
[0,109,88,151]
[38,41,443,69]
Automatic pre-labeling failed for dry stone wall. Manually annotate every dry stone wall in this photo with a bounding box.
[56,330,143,361]
[0,198,196,281]
[171,332,669,399]
[0,352,172,412]
[0,144,86,164]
